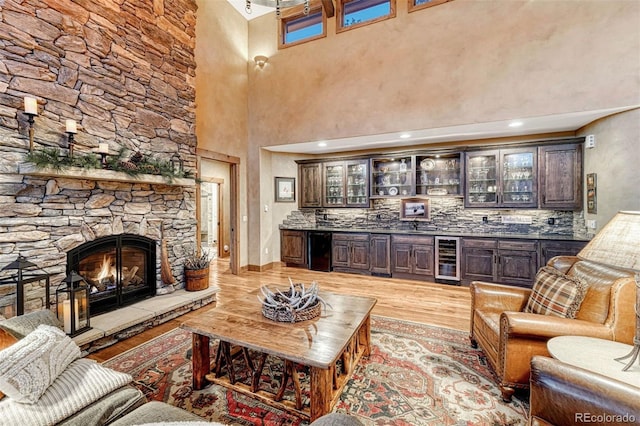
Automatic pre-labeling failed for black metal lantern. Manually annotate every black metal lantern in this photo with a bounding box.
[55,271,91,336]
[0,255,51,317]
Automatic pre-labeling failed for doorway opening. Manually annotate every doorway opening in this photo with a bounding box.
[197,151,240,275]
[200,179,223,260]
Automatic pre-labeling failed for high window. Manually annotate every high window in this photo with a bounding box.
[409,0,451,13]
[337,0,396,33]
[279,6,326,49]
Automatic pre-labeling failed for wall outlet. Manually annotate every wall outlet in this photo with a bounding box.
[586,219,597,229]
[585,134,596,149]
[264,247,269,254]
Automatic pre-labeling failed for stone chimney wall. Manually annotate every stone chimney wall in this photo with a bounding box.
[0,0,199,313]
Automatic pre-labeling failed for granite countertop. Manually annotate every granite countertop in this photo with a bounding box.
[279,226,591,241]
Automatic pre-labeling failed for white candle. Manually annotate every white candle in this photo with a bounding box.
[98,143,109,153]
[65,119,77,133]
[24,97,38,115]
[62,299,80,334]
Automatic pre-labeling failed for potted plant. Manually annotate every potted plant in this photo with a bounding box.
[183,247,210,291]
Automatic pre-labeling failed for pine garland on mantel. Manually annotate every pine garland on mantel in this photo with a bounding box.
[25,147,193,181]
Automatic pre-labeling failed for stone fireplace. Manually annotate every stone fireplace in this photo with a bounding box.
[68,234,156,316]
[0,0,199,318]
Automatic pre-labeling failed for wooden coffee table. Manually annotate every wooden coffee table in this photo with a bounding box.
[180,290,377,421]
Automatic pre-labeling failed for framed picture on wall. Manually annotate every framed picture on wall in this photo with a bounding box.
[400,198,430,221]
[586,173,597,214]
[275,177,295,202]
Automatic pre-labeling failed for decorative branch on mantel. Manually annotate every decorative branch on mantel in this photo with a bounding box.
[22,147,195,186]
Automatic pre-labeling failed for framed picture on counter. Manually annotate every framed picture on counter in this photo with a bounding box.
[275,177,295,202]
[400,198,430,221]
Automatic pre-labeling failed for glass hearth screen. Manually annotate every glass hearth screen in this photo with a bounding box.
[69,235,156,315]
[80,247,146,296]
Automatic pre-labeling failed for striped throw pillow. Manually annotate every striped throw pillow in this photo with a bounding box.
[524,266,588,318]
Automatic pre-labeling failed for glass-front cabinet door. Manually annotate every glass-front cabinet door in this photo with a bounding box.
[323,162,346,206]
[465,150,499,207]
[465,148,537,208]
[500,148,537,208]
[345,160,369,207]
[416,153,463,196]
[370,156,414,198]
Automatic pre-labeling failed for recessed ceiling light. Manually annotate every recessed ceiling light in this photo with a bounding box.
[399,133,411,139]
[317,142,327,147]
[508,121,524,128]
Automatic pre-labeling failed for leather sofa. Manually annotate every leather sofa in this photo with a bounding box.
[529,356,640,426]
[469,256,636,401]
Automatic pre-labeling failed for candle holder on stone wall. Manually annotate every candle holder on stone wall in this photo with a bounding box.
[171,153,184,173]
[67,132,75,158]
[25,113,36,152]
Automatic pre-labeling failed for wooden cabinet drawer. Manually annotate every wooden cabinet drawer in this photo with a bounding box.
[391,235,434,245]
[498,240,538,251]
[462,238,497,249]
[333,233,369,242]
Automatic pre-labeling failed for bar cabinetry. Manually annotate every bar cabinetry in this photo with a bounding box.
[465,148,537,208]
[391,235,434,280]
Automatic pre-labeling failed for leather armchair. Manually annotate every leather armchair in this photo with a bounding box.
[529,356,640,426]
[469,256,636,402]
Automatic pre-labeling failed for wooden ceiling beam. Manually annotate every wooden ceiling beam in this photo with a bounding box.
[320,0,335,17]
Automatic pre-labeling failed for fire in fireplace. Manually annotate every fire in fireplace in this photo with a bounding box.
[67,235,156,315]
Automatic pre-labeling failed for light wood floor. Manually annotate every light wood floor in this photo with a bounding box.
[89,259,471,363]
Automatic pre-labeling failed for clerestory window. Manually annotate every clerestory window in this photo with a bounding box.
[409,0,452,13]
[337,0,396,33]
[279,6,326,49]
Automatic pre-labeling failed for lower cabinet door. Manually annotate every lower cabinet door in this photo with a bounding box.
[498,250,538,287]
[370,235,391,275]
[462,247,496,282]
[412,244,434,276]
[332,240,350,268]
[391,243,413,274]
[350,240,370,270]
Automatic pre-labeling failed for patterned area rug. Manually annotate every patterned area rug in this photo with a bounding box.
[104,316,528,425]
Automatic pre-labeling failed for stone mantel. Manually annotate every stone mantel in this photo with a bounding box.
[18,164,196,187]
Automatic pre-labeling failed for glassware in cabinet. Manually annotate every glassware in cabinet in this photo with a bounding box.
[323,163,345,206]
[501,150,536,205]
[465,151,499,206]
[370,156,414,197]
[345,160,369,207]
[416,153,463,196]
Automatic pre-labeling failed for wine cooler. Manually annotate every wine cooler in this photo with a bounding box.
[435,236,460,282]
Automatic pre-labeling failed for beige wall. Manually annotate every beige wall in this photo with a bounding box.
[195,0,250,265]
[199,0,640,267]
[248,0,640,147]
[579,108,640,231]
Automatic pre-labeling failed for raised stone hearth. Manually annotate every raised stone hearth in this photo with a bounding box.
[74,286,219,354]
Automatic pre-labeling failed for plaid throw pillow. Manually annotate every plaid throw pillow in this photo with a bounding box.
[524,266,588,318]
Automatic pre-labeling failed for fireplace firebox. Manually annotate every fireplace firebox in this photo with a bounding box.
[67,235,156,316]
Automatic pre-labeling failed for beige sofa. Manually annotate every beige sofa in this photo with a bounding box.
[0,310,362,426]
